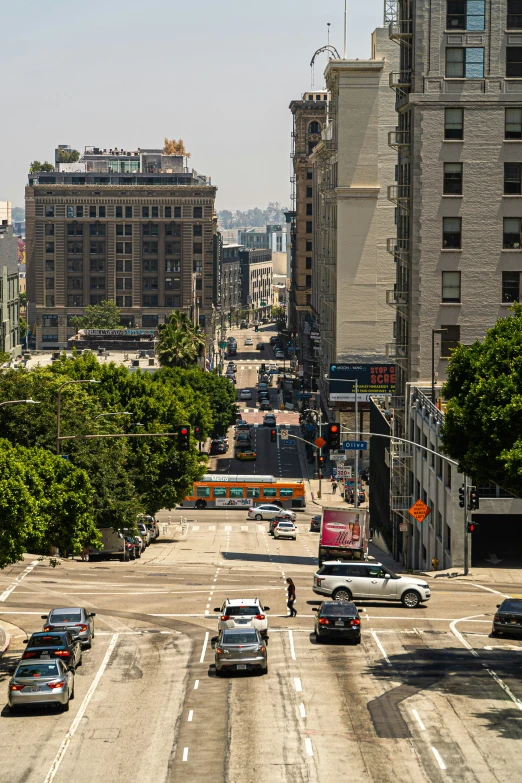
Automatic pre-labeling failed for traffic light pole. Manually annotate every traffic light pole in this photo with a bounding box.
[463,475,469,576]
[354,380,359,509]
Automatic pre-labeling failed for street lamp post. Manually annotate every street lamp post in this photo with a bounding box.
[0,399,40,409]
[324,375,360,508]
[56,380,101,455]
[431,328,447,404]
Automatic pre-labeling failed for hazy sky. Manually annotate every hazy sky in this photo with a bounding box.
[2,0,384,212]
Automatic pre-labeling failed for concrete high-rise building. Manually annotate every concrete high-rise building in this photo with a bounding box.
[26,145,218,350]
[310,28,399,433]
[288,91,328,361]
[0,203,21,359]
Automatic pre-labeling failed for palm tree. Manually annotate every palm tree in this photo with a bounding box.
[156,310,206,368]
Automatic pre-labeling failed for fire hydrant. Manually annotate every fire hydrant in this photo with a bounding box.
[431,557,439,571]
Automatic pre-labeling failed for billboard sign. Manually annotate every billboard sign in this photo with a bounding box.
[329,364,396,402]
[320,509,369,551]
[215,498,250,507]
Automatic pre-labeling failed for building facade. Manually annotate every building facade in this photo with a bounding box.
[238,225,287,253]
[238,248,273,320]
[288,91,328,363]
[0,215,21,359]
[221,243,242,314]
[26,146,218,349]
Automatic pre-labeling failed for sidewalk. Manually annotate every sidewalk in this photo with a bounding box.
[0,618,23,658]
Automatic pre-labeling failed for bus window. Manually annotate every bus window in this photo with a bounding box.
[197,486,210,498]
[247,487,260,498]
[213,487,227,498]
[230,488,244,498]
[263,488,277,498]
[279,488,294,498]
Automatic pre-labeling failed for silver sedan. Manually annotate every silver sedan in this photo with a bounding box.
[8,659,74,713]
[212,628,268,676]
[42,607,96,648]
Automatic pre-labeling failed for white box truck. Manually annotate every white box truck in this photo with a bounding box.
[88,528,129,562]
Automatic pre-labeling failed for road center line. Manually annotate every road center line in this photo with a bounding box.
[182,747,189,762]
[411,709,426,731]
[199,632,209,663]
[188,710,193,722]
[294,677,302,692]
[431,747,446,770]
[43,633,119,783]
[288,630,296,661]
[0,561,38,602]
[371,630,392,666]
[304,737,313,757]
[299,703,306,719]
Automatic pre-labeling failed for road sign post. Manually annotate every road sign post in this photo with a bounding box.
[408,500,431,523]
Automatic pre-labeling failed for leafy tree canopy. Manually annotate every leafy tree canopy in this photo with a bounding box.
[57,147,80,163]
[29,161,54,173]
[157,310,205,368]
[441,303,522,496]
[71,300,123,330]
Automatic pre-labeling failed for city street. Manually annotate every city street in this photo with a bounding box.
[1,331,521,782]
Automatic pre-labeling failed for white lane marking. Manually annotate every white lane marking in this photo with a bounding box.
[192,526,200,532]
[241,526,249,531]
[299,703,306,719]
[43,633,119,783]
[225,526,232,531]
[257,525,265,532]
[294,677,302,692]
[182,747,189,762]
[209,526,216,531]
[431,747,446,770]
[188,710,193,722]
[468,582,511,599]
[194,680,199,690]
[412,709,426,731]
[371,630,392,666]
[305,737,313,757]
[199,632,209,663]
[0,561,38,602]
[288,630,296,661]
[450,616,522,711]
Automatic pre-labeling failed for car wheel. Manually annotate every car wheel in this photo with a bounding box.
[62,698,70,712]
[8,705,19,714]
[255,514,263,521]
[401,590,421,609]
[315,632,323,643]
[262,664,268,675]
[332,588,352,602]
[215,668,223,678]
[354,636,362,645]
[70,684,75,700]
[195,500,207,510]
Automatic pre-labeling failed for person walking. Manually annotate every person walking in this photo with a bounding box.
[286,578,297,617]
[332,481,338,495]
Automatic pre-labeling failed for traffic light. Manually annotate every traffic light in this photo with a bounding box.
[178,425,190,451]
[255,325,259,332]
[459,486,465,508]
[467,521,479,533]
[270,429,277,443]
[327,423,340,450]
[194,424,202,442]
[468,487,480,511]
[318,455,325,467]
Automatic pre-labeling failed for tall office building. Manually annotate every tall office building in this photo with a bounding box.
[26,145,218,350]
[0,203,21,358]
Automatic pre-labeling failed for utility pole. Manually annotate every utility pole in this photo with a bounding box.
[463,476,469,576]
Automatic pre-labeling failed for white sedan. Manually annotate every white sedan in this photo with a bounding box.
[245,337,253,346]
[273,521,297,540]
[239,389,252,400]
[247,504,296,521]
[275,350,285,359]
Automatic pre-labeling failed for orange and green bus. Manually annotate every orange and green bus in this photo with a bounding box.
[181,474,306,511]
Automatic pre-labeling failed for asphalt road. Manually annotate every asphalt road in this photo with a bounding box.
[1,326,522,782]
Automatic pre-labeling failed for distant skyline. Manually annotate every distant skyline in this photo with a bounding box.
[2,1,384,211]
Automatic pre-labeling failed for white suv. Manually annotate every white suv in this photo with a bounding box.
[247,504,296,521]
[214,598,270,638]
[313,562,431,609]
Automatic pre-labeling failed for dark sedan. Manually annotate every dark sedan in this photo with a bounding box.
[309,515,321,532]
[314,601,361,644]
[492,599,522,637]
[22,631,83,668]
[259,400,273,411]
[210,439,228,455]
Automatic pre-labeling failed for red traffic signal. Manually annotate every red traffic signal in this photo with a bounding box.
[467,522,478,533]
[327,423,340,450]
[194,425,202,441]
[270,429,277,443]
[178,425,190,451]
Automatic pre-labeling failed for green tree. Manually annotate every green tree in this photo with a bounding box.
[441,303,522,496]
[0,445,39,567]
[71,300,123,330]
[0,350,9,364]
[19,291,27,308]
[57,147,80,163]
[29,161,54,173]
[157,310,206,368]
[19,317,28,341]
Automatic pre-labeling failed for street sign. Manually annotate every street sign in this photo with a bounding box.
[342,440,368,451]
[336,467,353,479]
[219,341,227,349]
[295,393,312,399]
[330,452,346,461]
[305,424,315,432]
[280,429,289,440]
[315,437,326,448]
[408,499,431,523]
[399,523,408,532]
[283,439,295,446]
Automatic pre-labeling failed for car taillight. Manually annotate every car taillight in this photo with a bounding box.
[55,650,70,657]
[78,625,88,632]
[47,681,66,689]
[22,652,36,658]
[10,684,24,691]
[350,619,361,627]
[216,648,223,654]
[221,615,230,621]
[494,614,499,622]
[255,614,265,620]
[316,578,322,586]
[258,646,266,653]
[43,626,51,631]
[318,618,330,625]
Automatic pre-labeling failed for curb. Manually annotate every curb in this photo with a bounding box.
[0,630,11,658]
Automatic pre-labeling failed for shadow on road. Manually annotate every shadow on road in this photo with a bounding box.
[222,551,318,566]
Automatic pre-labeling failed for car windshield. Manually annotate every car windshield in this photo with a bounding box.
[500,600,522,613]
[226,606,259,616]
[321,604,357,617]
[49,611,82,623]
[16,662,60,678]
[222,631,259,644]
[29,635,65,648]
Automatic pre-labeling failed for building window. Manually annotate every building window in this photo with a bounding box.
[193,243,203,254]
[446,47,484,78]
[142,207,150,218]
[306,240,313,252]
[164,295,180,308]
[306,186,313,198]
[116,241,132,254]
[151,206,159,218]
[67,241,83,254]
[506,108,522,140]
[508,0,522,29]
[306,203,313,216]
[67,223,83,236]
[116,206,123,218]
[306,275,312,287]
[502,271,521,301]
[165,207,172,218]
[89,206,96,218]
[165,278,181,290]
[193,224,202,236]
[306,168,313,180]
[45,295,55,307]
[45,206,55,217]
[116,278,133,290]
[90,278,105,290]
[116,225,132,236]
[445,107,464,139]
[174,207,181,218]
[42,314,58,327]
[142,295,158,307]
[89,223,106,236]
[116,259,132,272]
[446,523,451,553]
[442,271,461,302]
[45,224,54,236]
[90,259,105,272]
[99,206,105,218]
[306,256,312,269]
[505,163,522,194]
[68,278,83,290]
[143,259,158,272]
[90,295,105,305]
[504,217,521,248]
[507,47,522,77]
[165,223,181,237]
[45,260,55,273]
[143,223,158,236]
[89,241,105,255]
[45,278,54,290]
[306,221,313,234]
[441,325,461,357]
[45,241,55,254]
[142,277,158,290]
[116,296,133,308]
[125,206,132,218]
[442,217,462,248]
[447,0,485,30]
[194,206,203,218]
[143,241,158,255]
[67,259,82,272]
[308,121,321,134]
[142,315,159,326]
[443,163,463,194]
[166,261,181,273]
[67,295,83,307]
[76,206,83,218]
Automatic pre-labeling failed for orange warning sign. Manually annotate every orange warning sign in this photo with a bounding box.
[315,437,326,448]
[408,499,431,523]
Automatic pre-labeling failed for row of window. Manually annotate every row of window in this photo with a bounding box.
[45,294,188,309]
[438,270,522,303]
[445,46,522,80]
[44,205,205,219]
[436,161,522,195]
[60,259,182,273]
[53,240,201,256]
[48,223,199,239]
[47,277,184,292]
[447,0,522,31]
[444,107,522,141]
[441,216,522,248]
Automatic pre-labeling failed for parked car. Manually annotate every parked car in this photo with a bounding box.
[137,522,151,546]
[492,599,522,636]
[236,447,257,461]
[263,414,277,427]
[240,321,248,328]
[125,536,139,559]
[212,628,267,676]
[135,535,145,554]
[309,515,321,532]
[248,504,296,521]
[313,601,361,644]
[8,659,74,713]
[214,598,270,638]
[245,337,253,346]
[275,350,285,360]
[210,439,228,455]
[41,607,96,649]
[22,631,82,669]
[313,562,431,608]
[239,389,252,400]
[273,521,297,540]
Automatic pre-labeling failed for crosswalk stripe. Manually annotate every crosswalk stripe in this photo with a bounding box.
[241,525,249,531]
[225,526,232,531]
[192,525,200,531]
[209,525,216,531]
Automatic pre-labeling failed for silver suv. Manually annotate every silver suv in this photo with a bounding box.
[214,598,270,639]
[313,561,431,608]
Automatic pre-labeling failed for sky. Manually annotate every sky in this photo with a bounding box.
[2,0,384,213]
